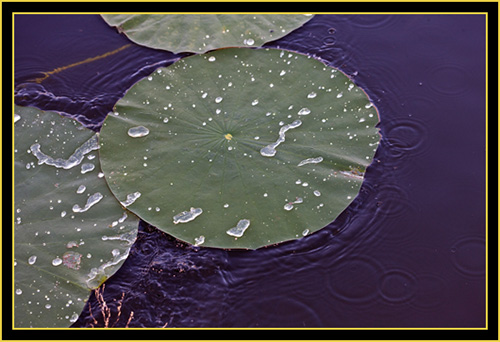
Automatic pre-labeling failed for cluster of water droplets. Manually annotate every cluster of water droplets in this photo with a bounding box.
[94,47,380,250]
[30,134,99,170]
[284,197,304,211]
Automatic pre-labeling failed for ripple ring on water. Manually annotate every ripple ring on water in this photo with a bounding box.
[425,62,471,97]
[381,117,430,158]
[450,235,486,278]
[409,272,449,312]
[325,255,383,306]
[373,183,416,220]
[378,268,418,304]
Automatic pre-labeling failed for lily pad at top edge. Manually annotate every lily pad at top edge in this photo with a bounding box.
[14,105,139,328]
[101,14,313,53]
[98,47,380,250]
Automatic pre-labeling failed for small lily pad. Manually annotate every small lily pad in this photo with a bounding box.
[14,105,139,327]
[101,14,313,53]
[99,47,380,249]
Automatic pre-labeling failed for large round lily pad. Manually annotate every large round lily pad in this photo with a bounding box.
[99,47,380,249]
[14,105,138,327]
[101,14,313,53]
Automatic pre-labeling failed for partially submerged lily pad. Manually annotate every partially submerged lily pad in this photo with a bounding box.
[101,14,313,53]
[99,47,380,249]
[14,105,139,327]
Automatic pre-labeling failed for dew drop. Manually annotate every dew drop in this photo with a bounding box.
[72,192,103,213]
[297,156,323,167]
[127,126,150,138]
[120,192,141,207]
[284,197,304,211]
[215,96,223,103]
[208,56,216,62]
[14,114,21,123]
[307,92,317,98]
[298,108,311,115]
[80,163,95,174]
[28,256,37,265]
[173,207,203,224]
[313,190,321,197]
[52,258,62,266]
[226,219,251,237]
[251,99,259,106]
[15,289,22,295]
[194,235,205,246]
[244,38,255,46]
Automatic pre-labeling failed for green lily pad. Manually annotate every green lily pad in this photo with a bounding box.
[99,47,380,249]
[100,14,313,53]
[14,105,139,328]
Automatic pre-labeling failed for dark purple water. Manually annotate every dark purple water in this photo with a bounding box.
[12,12,492,333]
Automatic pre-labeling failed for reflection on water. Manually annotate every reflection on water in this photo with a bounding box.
[14,14,486,328]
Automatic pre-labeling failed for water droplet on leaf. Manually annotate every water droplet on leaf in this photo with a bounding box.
[298,108,311,115]
[297,156,323,167]
[226,219,251,237]
[127,126,150,138]
[173,207,203,224]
